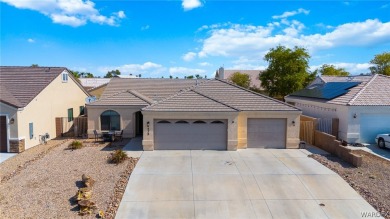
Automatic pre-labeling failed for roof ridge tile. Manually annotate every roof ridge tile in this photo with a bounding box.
[347,74,377,105]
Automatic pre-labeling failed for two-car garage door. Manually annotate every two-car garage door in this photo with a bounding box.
[154,120,227,150]
[247,118,287,148]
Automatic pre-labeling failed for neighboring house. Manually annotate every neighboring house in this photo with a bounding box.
[285,74,390,144]
[87,78,301,151]
[0,66,89,152]
[79,78,111,91]
[215,67,263,89]
[79,78,111,99]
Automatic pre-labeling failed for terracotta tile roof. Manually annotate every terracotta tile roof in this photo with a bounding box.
[143,89,238,112]
[348,75,390,106]
[196,80,298,111]
[287,74,390,106]
[223,70,263,89]
[0,66,67,108]
[89,90,150,106]
[91,78,299,112]
[99,78,207,101]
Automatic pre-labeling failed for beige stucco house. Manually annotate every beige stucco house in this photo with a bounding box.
[0,66,89,152]
[87,78,301,150]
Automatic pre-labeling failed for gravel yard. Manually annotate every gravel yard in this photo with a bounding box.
[311,149,390,219]
[0,139,138,219]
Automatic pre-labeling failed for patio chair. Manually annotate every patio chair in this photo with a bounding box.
[114,130,123,142]
[93,130,103,142]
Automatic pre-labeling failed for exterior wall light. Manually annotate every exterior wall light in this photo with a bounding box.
[292,120,296,126]
[147,121,150,135]
[353,113,357,119]
[9,118,15,124]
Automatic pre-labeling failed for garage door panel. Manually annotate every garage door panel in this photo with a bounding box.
[154,120,227,150]
[247,118,286,149]
[360,114,390,143]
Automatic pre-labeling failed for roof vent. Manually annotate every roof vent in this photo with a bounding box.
[45,67,50,72]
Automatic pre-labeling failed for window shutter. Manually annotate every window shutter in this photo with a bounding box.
[29,122,34,139]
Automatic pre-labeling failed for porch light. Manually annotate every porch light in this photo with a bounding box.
[353,113,357,119]
[292,120,295,126]
[9,118,15,124]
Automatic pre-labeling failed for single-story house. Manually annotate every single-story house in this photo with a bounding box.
[87,78,301,150]
[0,66,89,152]
[215,67,263,90]
[285,74,390,144]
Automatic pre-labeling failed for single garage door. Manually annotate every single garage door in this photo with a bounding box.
[247,118,286,148]
[0,116,8,152]
[154,120,227,150]
[360,114,390,144]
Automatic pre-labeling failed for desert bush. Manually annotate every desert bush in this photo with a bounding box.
[109,149,128,164]
[69,140,83,150]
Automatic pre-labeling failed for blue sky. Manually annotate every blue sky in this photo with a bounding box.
[1,0,389,78]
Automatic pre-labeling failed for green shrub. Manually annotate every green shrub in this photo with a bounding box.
[69,140,83,150]
[110,149,128,164]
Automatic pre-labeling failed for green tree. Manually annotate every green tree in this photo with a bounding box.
[369,52,390,76]
[314,64,349,76]
[229,72,251,89]
[186,75,194,79]
[69,70,80,78]
[84,72,94,78]
[260,45,315,98]
[31,64,39,67]
[104,69,121,78]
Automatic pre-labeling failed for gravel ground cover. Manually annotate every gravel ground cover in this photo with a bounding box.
[0,139,138,219]
[311,149,390,219]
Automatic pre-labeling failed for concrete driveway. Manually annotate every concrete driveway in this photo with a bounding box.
[0,152,16,164]
[116,149,380,219]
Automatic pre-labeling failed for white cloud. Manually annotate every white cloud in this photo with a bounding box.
[99,62,167,76]
[169,67,206,77]
[381,4,389,9]
[272,8,310,19]
[182,52,197,61]
[27,38,35,43]
[198,62,211,67]
[196,19,390,60]
[141,25,150,31]
[310,62,373,75]
[1,0,125,27]
[182,0,202,11]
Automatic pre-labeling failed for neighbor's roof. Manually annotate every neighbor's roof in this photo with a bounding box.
[90,77,299,112]
[287,74,390,106]
[79,78,111,90]
[223,70,263,89]
[0,66,84,108]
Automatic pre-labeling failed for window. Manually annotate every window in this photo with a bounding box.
[157,120,171,123]
[29,122,34,139]
[193,120,206,124]
[79,106,85,115]
[175,120,188,124]
[100,110,120,131]
[211,120,224,124]
[62,72,68,82]
[68,108,73,122]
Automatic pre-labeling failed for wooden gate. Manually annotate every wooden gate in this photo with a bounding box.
[56,117,87,137]
[300,120,314,145]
